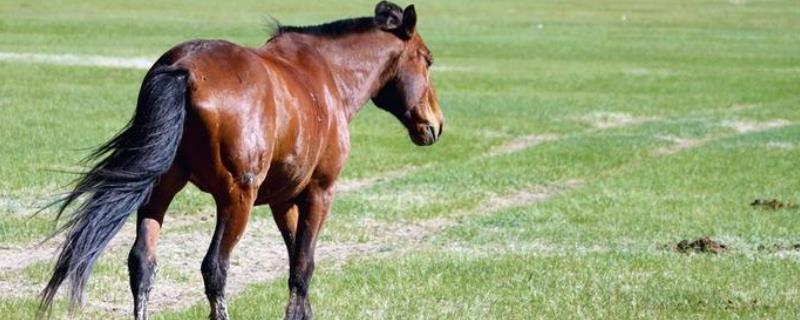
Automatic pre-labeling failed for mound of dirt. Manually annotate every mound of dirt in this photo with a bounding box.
[675,237,727,254]
[751,199,797,210]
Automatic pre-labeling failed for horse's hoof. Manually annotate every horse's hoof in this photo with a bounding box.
[284,298,312,320]
[209,304,229,320]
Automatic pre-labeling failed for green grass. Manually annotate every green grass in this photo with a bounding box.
[1,0,800,319]
[160,251,800,319]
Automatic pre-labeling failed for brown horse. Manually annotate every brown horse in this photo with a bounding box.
[38,1,442,319]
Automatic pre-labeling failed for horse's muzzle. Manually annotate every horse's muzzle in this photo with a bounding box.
[410,121,442,146]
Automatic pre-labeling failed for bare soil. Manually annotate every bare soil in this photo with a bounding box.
[721,119,790,134]
[751,199,797,210]
[483,134,559,157]
[584,112,656,130]
[674,237,728,254]
[336,165,418,193]
[654,135,707,156]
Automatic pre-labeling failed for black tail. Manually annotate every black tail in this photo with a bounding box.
[38,67,189,316]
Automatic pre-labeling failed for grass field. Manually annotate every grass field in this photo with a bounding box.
[2,0,800,319]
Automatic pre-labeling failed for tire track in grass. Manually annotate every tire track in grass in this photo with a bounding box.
[481,134,560,158]
[337,111,659,246]
[356,179,585,245]
[655,119,792,156]
[370,118,796,257]
[354,116,795,255]
[582,112,658,130]
[342,111,658,194]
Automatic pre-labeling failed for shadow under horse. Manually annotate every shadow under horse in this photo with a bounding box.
[38,1,443,319]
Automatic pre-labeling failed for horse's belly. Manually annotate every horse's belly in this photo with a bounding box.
[254,160,313,205]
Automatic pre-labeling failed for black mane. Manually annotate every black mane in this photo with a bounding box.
[273,17,378,38]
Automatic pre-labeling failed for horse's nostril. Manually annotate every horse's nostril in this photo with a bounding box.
[438,121,444,138]
[426,124,436,141]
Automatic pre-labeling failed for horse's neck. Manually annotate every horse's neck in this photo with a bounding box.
[270,32,401,122]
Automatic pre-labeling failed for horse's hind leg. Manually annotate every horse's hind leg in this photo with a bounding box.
[128,166,187,320]
[202,185,256,320]
[284,183,334,320]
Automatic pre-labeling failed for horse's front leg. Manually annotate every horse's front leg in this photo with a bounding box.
[285,182,333,320]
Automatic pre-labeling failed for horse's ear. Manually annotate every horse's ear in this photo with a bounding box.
[375,1,403,30]
[402,5,417,37]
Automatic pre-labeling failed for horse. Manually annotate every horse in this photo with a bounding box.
[38,1,443,319]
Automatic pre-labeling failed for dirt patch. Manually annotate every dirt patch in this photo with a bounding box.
[484,179,583,214]
[483,134,559,158]
[583,112,656,130]
[675,237,727,254]
[1,216,387,316]
[654,135,709,156]
[721,119,790,134]
[337,165,418,193]
[359,217,453,244]
[0,213,207,274]
[116,218,382,315]
[655,119,792,156]
[750,199,797,210]
[0,245,58,271]
[356,180,584,245]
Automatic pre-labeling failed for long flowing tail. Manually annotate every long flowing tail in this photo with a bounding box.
[38,66,189,315]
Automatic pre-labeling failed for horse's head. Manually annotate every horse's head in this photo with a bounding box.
[371,1,444,146]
